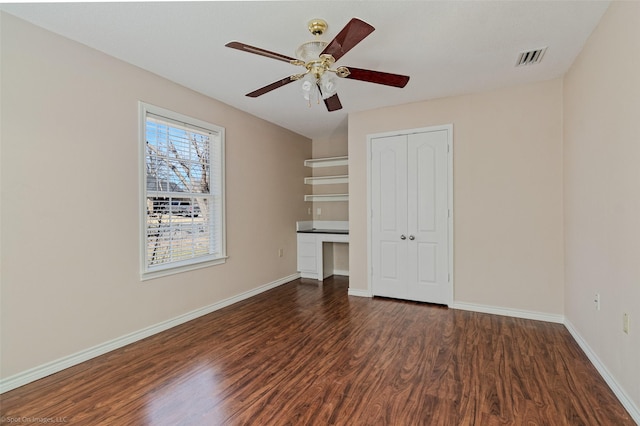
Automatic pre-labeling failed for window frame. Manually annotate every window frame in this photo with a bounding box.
[139,102,226,280]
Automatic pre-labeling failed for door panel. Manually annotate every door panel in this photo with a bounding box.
[417,242,437,283]
[415,142,436,232]
[380,148,401,231]
[380,242,399,278]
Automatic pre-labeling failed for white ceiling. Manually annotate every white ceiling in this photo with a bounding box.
[1,1,610,140]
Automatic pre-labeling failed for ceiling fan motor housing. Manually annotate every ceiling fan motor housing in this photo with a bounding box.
[295,41,336,79]
[295,41,328,62]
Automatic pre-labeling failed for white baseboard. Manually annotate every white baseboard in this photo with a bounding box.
[0,273,300,394]
[564,320,640,424]
[333,269,350,277]
[452,301,565,324]
[348,288,372,298]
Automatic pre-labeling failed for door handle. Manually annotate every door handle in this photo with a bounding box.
[400,235,406,240]
[409,235,415,240]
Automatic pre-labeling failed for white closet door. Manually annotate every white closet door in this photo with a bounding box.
[370,128,451,305]
[371,135,408,299]
[407,130,450,304]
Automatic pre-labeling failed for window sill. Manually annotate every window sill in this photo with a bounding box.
[141,257,228,281]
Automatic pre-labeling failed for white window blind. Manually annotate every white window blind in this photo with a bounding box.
[141,104,225,278]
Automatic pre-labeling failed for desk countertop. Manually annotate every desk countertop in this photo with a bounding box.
[296,229,349,235]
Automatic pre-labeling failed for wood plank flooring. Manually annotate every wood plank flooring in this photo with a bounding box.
[0,276,634,425]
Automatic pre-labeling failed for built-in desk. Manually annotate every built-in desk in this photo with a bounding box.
[297,221,349,281]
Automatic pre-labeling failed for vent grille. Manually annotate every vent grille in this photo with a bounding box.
[515,47,547,66]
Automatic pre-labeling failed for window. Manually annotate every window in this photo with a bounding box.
[140,103,225,279]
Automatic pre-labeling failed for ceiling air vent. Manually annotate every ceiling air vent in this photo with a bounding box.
[515,47,547,67]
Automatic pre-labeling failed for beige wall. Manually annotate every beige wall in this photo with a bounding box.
[0,13,310,379]
[348,79,564,315]
[563,1,640,410]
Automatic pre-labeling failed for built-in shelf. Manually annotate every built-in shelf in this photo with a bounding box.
[304,194,349,202]
[304,156,349,202]
[304,156,348,168]
[304,175,349,185]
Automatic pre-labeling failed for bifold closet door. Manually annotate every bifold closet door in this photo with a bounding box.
[406,130,449,304]
[370,134,408,300]
[371,129,450,304]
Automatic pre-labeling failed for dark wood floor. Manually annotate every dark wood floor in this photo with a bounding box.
[0,276,634,425]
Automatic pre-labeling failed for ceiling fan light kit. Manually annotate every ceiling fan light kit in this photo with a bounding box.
[225,17,410,112]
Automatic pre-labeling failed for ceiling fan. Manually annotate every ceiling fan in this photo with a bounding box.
[225,18,410,111]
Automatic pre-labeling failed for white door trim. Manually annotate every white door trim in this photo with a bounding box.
[366,124,454,304]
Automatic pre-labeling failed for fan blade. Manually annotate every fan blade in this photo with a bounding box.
[316,82,343,112]
[246,76,296,97]
[226,41,297,64]
[342,67,410,88]
[323,93,343,112]
[321,18,375,62]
